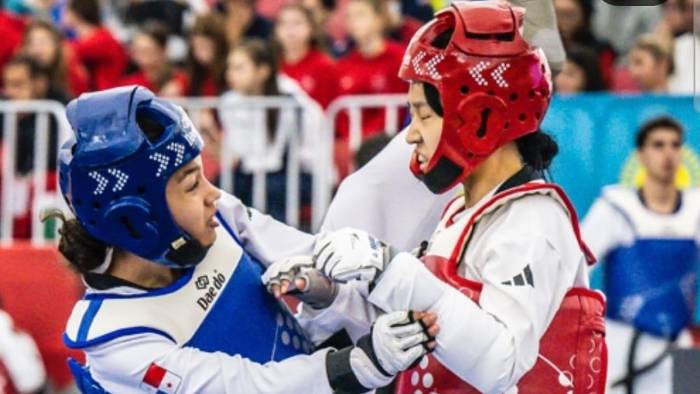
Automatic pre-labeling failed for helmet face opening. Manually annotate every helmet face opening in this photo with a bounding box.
[60,86,207,268]
[399,1,552,194]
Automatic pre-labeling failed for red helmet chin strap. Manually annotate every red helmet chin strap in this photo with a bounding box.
[400,1,552,194]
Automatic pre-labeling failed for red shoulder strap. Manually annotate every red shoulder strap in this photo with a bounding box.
[448,183,597,266]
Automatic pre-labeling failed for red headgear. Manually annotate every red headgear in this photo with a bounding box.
[399,1,552,193]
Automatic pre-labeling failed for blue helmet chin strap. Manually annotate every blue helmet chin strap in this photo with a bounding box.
[59,85,209,268]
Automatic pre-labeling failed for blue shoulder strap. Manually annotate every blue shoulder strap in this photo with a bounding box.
[68,358,110,394]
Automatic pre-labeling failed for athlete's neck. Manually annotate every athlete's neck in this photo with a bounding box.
[462,143,523,208]
[640,177,679,214]
[108,251,179,288]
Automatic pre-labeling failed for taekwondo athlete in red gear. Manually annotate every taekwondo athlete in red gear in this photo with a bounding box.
[54,85,437,394]
[302,2,608,393]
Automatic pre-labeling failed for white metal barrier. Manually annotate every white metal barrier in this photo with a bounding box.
[0,93,410,242]
[173,95,330,229]
[0,100,71,245]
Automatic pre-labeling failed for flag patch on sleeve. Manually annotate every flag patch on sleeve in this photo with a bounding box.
[140,363,181,394]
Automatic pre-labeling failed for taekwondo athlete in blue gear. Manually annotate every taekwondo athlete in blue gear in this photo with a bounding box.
[581,117,700,394]
[56,86,434,394]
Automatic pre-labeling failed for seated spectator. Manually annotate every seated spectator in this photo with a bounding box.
[119,22,185,96]
[181,12,229,97]
[275,3,337,108]
[554,44,606,94]
[64,0,128,91]
[21,19,89,97]
[554,0,615,87]
[1,55,63,238]
[220,0,273,46]
[335,0,407,177]
[217,39,321,223]
[626,34,673,93]
[0,3,25,79]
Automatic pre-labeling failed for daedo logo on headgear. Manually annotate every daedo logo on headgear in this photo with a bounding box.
[195,270,226,311]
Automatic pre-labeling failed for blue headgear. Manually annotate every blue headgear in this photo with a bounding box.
[59,86,207,268]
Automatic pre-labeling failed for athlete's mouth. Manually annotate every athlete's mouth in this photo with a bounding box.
[414,150,429,172]
[207,214,219,228]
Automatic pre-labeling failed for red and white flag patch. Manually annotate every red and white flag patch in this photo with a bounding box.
[140,363,181,394]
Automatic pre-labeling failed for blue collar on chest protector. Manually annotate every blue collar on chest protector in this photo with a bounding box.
[59,86,205,267]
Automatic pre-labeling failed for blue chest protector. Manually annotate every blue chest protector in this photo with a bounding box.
[64,213,311,393]
[600,187,700,339]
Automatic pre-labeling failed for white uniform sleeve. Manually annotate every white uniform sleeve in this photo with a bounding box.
[297,281,380,345]
[581,196,632,261]
[216,192,317,267]
[0,310,46,392]
[368,198,583,393]
[322,128,458,252]
[88,333,334,394]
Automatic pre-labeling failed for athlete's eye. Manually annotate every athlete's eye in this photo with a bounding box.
[187,175,200,192]
[420,115,432,121]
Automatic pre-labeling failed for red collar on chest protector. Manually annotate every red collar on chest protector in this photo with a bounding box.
[394,183,607,394]
[399,2,552,193]
[447,183,596,266]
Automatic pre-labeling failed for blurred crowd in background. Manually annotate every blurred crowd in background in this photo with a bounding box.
[0,0,697,233]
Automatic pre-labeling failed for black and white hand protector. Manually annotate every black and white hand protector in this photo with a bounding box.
[325,311,433,393]
[261,256,338,309]
[313,228,398,284]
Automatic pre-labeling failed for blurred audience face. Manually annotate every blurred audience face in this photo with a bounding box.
[3,63,33,100]
[554,0,584,41]
[275,6,313,53]
[191,34,216,67]
[24,26,58,68]
[638,127,683,184]
[628,47,669,92]
[226,49,269,95]
[554,59,586,94]
[346,0,385,44]
[131,32,166,72]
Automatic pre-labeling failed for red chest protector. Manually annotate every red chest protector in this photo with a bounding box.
[394,183,608,394]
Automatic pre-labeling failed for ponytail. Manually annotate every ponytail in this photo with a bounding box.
[515,130,558,171]
[41,209,108,275]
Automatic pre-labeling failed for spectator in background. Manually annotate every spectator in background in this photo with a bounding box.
[21,19,88,97]
[335,0,407,177]
[217,39,321,222]
[627,34,673,93]
[64,0,127,91]
[119,22,185,96]
[554,44,606,94]
[666,0,698,94]
[275,3,337,108]
[0,1,25,79]
[582,116,700,394]
[384,0,423,45]
[0,309,47,394]
[1,55,63,238]
[592,0,662,57]
[554,0,614,87]
[220,0,273,46]
[182,12,228,97]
